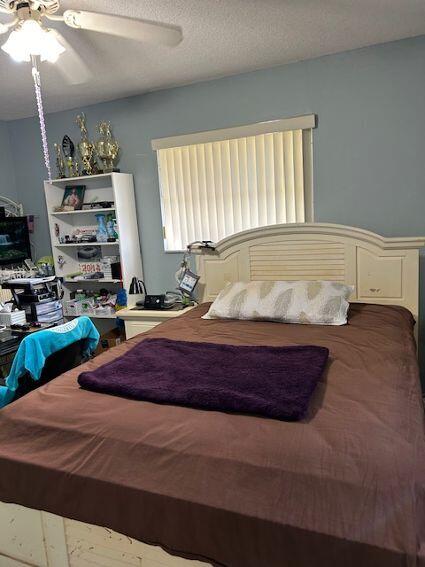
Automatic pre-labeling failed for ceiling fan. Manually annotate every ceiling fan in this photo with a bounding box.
[0,1,183,181]
[0,0,183,84]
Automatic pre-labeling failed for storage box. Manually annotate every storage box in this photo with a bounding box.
[64,300,83,317]
[95,327,125,356]
[100,256,121,280]
[0,310,26,326]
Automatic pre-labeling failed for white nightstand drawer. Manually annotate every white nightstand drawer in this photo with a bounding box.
[125,321,161,339]
[119,306,195,340]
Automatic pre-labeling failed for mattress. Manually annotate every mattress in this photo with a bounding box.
[0,303,423,567]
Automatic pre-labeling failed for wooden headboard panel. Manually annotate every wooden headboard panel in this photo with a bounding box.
[196,223,425,320]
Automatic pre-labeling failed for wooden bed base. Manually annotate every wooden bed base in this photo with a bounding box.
[0,223,424,567]
[0,502,209,566]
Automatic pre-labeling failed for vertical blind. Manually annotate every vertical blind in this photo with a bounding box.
[154,118,314,251]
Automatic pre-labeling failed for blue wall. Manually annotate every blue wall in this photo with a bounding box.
[4,35,425,364]
[8,35,425,281]
[0,121,17,201]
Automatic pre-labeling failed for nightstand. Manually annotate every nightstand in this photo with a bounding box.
[117,306,195,339]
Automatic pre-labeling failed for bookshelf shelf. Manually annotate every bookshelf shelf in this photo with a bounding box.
[54,242,120,248]
[51,207,116,217]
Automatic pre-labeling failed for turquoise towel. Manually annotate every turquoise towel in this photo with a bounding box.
[0,316,100,408]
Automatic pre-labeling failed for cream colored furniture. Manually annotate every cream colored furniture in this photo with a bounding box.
[197,222,425,323]
[0,223,423,567]
[118,306,195,339]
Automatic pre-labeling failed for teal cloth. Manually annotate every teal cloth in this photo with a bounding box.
[0,316,99,408]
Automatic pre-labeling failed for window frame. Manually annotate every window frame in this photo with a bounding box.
[152,115,316,253]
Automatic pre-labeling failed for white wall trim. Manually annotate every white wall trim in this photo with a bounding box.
[151,114,316,150]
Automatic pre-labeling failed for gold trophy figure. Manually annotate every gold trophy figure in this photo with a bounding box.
[95,121,120,173]
[76,113,97,176]
[62,135,79,178]
[54,142,66,179]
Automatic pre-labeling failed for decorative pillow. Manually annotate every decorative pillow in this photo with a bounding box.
[202,280,354,325]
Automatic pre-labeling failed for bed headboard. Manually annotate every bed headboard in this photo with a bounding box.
[196,223,425,320]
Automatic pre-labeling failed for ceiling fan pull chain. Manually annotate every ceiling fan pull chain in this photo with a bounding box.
[31,55,52,182]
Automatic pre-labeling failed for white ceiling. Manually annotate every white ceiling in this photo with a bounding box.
[1,0,425,120]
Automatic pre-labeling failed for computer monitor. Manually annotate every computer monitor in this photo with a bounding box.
[0,217,31,266]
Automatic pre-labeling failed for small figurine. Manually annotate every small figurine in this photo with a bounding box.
[62,135,79,177]
[95,213,108,242]
[54,142,66,179]
[106,213,118,240]
[57,255,66,269]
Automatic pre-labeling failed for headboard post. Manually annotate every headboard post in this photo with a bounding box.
[196,223,425,322]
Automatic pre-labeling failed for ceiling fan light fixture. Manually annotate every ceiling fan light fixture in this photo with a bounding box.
[39,28,65,62]
[1,19,65,63]
[1,27,30,62]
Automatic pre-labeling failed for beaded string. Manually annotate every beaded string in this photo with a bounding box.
[31,55,52,182]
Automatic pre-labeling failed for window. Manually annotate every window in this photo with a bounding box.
[152,115,315,251]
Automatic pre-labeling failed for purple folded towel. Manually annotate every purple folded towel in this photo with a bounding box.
[78,338,329,421]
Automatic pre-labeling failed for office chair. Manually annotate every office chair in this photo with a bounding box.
[0,316,99,407]
[12,339,87,401]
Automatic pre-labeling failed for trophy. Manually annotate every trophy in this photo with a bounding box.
[62,135,79,177]
[76,113,97,176]
[54,142,66,179]
[95,121,120,173]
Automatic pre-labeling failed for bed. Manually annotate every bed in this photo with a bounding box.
[0,223,423,567]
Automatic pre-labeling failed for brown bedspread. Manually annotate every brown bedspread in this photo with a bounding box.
[0,303,423,567]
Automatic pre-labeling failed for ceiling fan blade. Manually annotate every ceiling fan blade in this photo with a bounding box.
[63,10,182,47]
[50,30,91,85]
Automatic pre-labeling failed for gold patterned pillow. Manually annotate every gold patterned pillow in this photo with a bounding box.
[202,280,354,325]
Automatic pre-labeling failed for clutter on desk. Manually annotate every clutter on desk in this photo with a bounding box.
[36,256,55,276]
[116,288,127,311]
[0,309,26,327]
[0,260,55,289]
[2,277,64,325]
[65,287,118,318]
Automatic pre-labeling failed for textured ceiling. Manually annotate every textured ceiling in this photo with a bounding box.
[0,0,425,120]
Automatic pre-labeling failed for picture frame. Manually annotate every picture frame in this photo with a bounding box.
[61,185,86,211]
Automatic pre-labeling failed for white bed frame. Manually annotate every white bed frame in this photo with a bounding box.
[197,223,425,322]
[0,223,423,567]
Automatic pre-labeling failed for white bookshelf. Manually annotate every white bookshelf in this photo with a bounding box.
[44,173,143,329]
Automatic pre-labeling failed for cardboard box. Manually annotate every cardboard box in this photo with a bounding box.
[95,327,125,356]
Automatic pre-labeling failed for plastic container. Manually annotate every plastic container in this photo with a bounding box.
[64,300,83,316]
[116,288,127,310]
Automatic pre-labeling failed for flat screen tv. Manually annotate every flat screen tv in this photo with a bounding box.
[0,217,31,266]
